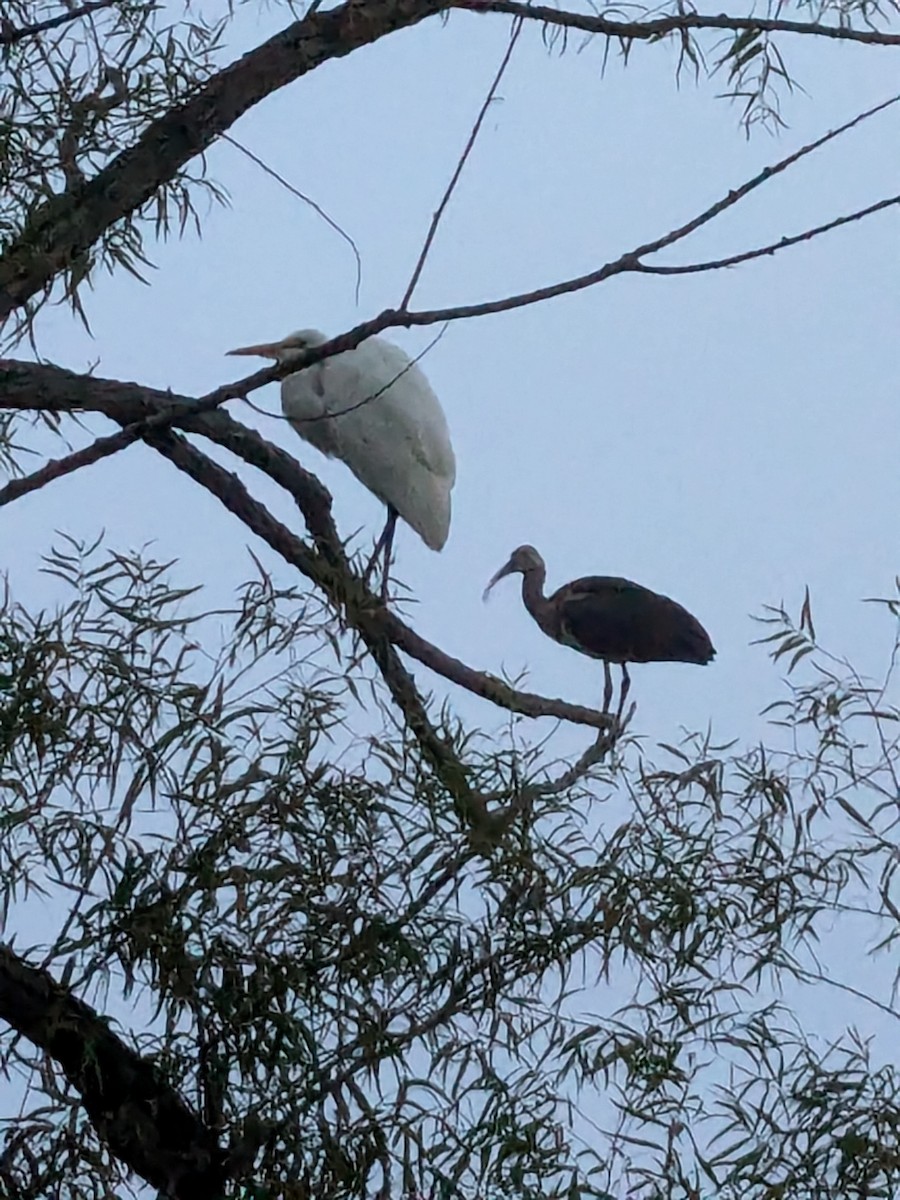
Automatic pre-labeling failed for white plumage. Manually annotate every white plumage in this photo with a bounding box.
[228,329,455,553]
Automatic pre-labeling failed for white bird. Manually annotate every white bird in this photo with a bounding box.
[227,329,456,596]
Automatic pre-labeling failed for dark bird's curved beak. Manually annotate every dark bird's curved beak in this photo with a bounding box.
[226,340,284,359]
[482,557,515,603]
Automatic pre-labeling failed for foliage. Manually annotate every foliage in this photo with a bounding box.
[1,538,900,1198]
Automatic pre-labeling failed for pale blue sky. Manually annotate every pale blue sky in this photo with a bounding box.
[5,5,900,1174]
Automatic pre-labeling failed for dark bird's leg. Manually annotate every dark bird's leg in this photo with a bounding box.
[616,664,631,720]
[364,507,398,600]
[602,661,614,712]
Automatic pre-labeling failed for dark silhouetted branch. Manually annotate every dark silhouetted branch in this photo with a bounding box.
[1,0,895,331]
[129,423,498,837]
[457,0,900,48]
[633,193,900,276]
[0,943,228,1200]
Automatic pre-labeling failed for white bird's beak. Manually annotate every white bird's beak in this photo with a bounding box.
[226,340,285,359]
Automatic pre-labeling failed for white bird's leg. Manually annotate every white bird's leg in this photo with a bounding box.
[379,508,398,600]
[364,507,398,600]
[602,661,613,712]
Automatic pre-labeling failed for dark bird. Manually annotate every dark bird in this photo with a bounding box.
[483,545,715,715]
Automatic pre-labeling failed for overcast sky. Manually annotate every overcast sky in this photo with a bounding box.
[5,1,900,1175]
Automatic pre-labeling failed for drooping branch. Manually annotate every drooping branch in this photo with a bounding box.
[0,0,448,325]
[0,943,228,1200]
[457,0,900,48]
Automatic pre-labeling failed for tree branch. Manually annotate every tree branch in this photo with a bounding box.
[633,193,900,277]
[0,942,228,1200]
[126,422,500,838]
[183,89,894,343]
[0,0,448,325]
[1,0,895,332]
[0,1,121,47]
[400,15,523,308]
[457,0,900,48]
[0,360,611,729]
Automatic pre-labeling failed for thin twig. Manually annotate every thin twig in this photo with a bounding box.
[221,132,363,305]
[0,361,613,734]
[179,92,898,404]
[259,92,898,345]
[400,17,523,308]
[634,193,900,277]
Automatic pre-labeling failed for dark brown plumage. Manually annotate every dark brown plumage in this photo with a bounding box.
[483,545,715,714]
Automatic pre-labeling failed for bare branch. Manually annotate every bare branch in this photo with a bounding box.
[0,943,228,1200]
[384,92,900,326]
[381,611,612,731]
[634,193,900,276]
[401,15,524,308]
[0,1,121,47]
[456,0,900,48]
[129,422,499,838]
[1,2,891,337]
[214,91,898,347]
[0,359,319,512]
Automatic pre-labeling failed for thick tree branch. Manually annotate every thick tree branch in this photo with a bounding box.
[458,0,900,48]
[0,360,611,741]
[0,0,448,325]
[0,943,227,1200]
[0,375,307,510]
